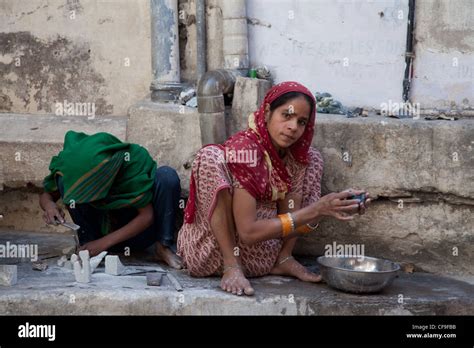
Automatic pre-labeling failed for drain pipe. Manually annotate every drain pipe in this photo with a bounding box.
[403,0,416,102]
[197,69,239,145]
[197,69,240,113]
[196,0,249,144]
[150,0,183,102]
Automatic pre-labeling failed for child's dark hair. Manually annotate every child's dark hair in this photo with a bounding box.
[269,91,314,116]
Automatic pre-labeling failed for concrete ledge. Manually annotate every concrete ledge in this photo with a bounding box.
[312,114,474,201]
[0,113,127,189]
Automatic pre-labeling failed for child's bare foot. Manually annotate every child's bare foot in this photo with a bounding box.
[221,265,254,296]
[155,243,182,269]
[270,256,322,282]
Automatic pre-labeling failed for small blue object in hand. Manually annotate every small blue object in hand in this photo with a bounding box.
[350,193,366,203]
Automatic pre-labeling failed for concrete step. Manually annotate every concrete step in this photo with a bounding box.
[0,113,127,189]
[0,230,473,315]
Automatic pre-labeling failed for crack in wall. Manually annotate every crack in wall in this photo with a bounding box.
[375,188,474,206]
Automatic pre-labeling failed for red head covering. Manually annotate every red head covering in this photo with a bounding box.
[184,81,316,223]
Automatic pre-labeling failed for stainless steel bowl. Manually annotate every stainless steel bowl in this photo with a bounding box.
[317,255,400,294]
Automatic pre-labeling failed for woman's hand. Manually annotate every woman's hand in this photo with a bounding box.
[312,189,371,221]
[42,201,65,225]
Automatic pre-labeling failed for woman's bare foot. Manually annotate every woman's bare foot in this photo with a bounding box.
[270,256,322,282]
[221,266,255,296]
[155,243,182,269]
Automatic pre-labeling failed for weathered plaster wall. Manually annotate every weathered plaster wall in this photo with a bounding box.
[411,0,474,110]
[0,0,151,116]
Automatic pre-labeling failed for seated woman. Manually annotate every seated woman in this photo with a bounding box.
[39,131,182,269]
[178,81,370,295]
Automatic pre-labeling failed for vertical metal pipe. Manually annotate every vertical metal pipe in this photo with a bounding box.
[403,0,416,102]
[150,0,182,101]
[196,0,207,83]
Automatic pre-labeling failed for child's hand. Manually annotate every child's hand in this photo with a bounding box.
[43,202,65,225]
[79,238,109,257]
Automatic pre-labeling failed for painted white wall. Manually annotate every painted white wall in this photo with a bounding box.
[411,0,474,110]
[247,0,409,109]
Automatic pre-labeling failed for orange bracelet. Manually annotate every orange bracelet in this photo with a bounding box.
[278,213,294,237]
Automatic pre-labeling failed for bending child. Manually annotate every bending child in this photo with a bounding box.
[39,131,182,269]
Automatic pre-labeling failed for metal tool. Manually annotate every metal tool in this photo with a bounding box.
[62,221,80,231]
[55,218,80,253]
[119,268,166,276]
[122,269,156,276]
